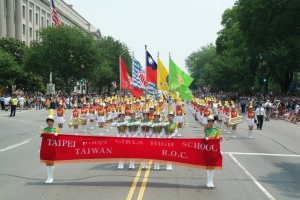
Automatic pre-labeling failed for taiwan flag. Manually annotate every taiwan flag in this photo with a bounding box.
[146,51,157,84]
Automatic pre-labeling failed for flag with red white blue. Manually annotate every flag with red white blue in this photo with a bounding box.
[50,0,60,27]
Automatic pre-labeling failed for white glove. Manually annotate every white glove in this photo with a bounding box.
[54,132,58,136]
[205,137,209,140]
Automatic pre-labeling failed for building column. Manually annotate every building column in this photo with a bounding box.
[0,0,6,37]
[6,0,15,38]
[15,0,22,40]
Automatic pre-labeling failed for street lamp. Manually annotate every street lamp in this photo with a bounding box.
[80,64,84,95]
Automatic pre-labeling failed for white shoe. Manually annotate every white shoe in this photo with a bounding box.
[232,136,236,139]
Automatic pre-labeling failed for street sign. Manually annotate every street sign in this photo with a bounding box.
[289,84,296,91]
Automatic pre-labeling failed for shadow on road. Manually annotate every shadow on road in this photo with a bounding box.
[261,162,300,199]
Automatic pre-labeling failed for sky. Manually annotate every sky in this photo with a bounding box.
[66,0,237,73]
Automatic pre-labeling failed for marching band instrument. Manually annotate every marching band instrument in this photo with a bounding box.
[68,117,86,128]
[228,116,244,127]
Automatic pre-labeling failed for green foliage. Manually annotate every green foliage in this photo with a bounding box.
[88,36,131,93]
[0,38,27,65]
[24,25,100,93]
[236,0,300,93]
[0,49,21,86]
[187,1,300,94]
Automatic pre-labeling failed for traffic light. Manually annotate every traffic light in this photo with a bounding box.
[82,85,85,90]
[263,78,267,83]
[79,78,84,83]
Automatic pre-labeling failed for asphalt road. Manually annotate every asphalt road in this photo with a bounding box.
[0,106,299,200]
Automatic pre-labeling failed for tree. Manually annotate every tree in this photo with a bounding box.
[0,38,27,65]
[0,49,21,87]
[185,44,216,91]
[89,36,131,94]
[24,25,100,93]
[236,0,300,93]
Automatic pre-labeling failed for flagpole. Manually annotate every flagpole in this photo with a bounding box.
[168,52,171,114]
[144,45,147,102]
[132,51,134,96]
[119,55,121,96]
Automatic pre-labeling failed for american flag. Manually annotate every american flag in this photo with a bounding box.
[50,0,60,27]
[111,81,117,89]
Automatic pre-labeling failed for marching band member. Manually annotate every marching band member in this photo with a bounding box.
[174,102,184,137]
[246,101,257,139]
[124,101,131,121]
[202,102,211,130]
[40,109,60,184]
[96,99,106,136]
[94,98,100,128]
[229,101,239,138]
[149,102,155,122]
[106,99,114,130]
[203,115,220,188]
[196,100,202,130]
[217,101,223,129]
[112,106,128,169]
[139,104,152,169]
[223,102,230,133]
[80,100,88,133]
[163,107,178,170]
[151,106,164,170]
[127,105,140,169]
[89,99,96,129]
[69,101,80,135]
[56,100,65,133]
[134,100,142,120]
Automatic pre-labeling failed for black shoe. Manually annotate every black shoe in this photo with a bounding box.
[9,115,12,117]
[260,128,262,130]
[257,127,259,130]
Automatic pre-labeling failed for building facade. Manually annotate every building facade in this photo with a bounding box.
[0,0,101,45]
[0,0,101,94]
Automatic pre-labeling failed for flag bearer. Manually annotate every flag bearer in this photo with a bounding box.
[163,107,178,170]
[40,109,60,184]
[203,115,220,188]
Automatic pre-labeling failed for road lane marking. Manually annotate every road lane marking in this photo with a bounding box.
[137,160,153,200]
[224,152,300,157]
[228,153,276,200]
[0,135,38,152]
[0,140,29,152]
[126,163,143,200]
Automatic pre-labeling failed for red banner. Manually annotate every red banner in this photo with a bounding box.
[40,134,223,170]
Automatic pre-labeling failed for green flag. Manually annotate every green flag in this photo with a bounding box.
[169,58,194,101]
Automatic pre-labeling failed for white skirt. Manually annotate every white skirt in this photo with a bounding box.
[97,116,105,123]
[89,114,95,120]
[175,116,183,123]
[56,117,65,124]
[218,114,223,120]
[107,114,113,120]
[247,118,255,126]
